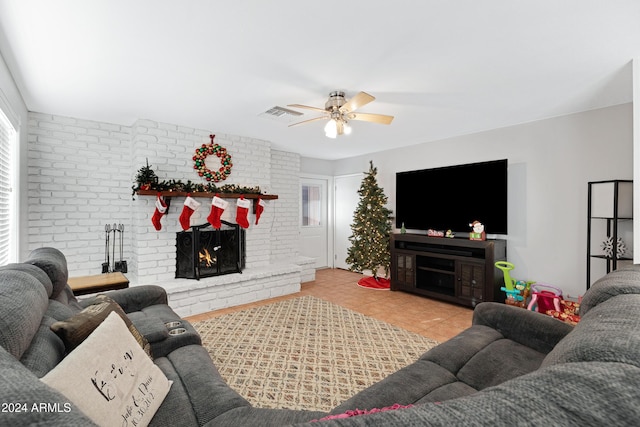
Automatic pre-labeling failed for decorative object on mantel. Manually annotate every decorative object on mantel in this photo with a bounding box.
[152,193,168,231]
[235,196,251,229]
[469,220,486,241]
[135,182,263,198]
[207,195,229,229]
[255,198,265,225]
[179,194,202,231]
[193,134,233,182]
[133,158,159,192]
[601,236,626,259]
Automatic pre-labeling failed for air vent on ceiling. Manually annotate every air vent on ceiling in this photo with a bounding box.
[258,106,304,124]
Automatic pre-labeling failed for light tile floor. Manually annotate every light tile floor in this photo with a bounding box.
[186,268,474,343]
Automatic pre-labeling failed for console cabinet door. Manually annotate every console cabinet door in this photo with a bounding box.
[457,261,485,305]
[394,252,415,289]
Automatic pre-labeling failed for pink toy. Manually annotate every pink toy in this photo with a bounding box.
[527,283,562,313]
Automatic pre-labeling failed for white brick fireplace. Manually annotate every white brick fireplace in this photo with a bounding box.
[27,113,314,316]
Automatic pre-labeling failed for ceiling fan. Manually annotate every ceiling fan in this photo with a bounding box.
[288,91,394,138]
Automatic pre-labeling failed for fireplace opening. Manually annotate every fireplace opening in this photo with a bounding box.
[175,220,245,280]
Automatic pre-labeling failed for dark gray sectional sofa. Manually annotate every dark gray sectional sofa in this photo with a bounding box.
[1,247,639,426]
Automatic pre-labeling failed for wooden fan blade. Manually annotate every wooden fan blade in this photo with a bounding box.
[340,91,375,113]
[287,104,327,113]
[288,116,328,127]
[349,112,394,125]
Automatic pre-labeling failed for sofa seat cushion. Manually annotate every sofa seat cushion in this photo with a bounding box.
[151,344,249,426]
[332,321,548,414]
[456,338,546,390]
[420,325,504,370]
[423,324,546,391]
[331,359,461,413]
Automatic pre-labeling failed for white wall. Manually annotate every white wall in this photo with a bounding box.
[306,103,633,299]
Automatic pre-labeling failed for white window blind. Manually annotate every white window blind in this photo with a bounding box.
[0,108,15,265]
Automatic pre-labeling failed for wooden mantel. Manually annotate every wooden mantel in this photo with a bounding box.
[135,190,278,213]
[136,189,278,200]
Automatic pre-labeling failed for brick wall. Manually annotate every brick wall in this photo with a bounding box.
[27,113,302,290]
[269,150,301,261]
[27,113,132,272]
[129,119,277,285]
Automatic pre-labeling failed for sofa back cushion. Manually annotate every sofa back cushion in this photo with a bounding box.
[580,265,640,316]
[24,247,70,300]
[19,315,67,377]
[0,261,81,377]
[0,266,50,360]
[542,288,640,369]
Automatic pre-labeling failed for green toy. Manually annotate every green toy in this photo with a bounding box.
[495,261,517,290]
[495,261,534,307]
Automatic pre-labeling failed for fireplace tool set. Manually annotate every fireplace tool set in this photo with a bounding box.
[102,223,127,273]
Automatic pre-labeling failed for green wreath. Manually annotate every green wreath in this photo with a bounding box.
[193,134,233,182]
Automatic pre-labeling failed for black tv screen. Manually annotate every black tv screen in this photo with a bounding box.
[395,159,508,235]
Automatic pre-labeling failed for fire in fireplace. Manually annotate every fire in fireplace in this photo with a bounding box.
[175,220,245,280]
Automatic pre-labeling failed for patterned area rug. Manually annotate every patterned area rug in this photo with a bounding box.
[193,296,439,412]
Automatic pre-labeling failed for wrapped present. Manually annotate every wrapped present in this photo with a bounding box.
[546,299,580,325]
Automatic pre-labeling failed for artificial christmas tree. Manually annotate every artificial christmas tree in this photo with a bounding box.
[346,161,393,287]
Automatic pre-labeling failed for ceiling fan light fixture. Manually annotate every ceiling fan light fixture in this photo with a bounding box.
[324,119,338,138]
[288,90,394,137]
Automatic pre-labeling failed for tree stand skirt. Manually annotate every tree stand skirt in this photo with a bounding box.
[357,276,391,290]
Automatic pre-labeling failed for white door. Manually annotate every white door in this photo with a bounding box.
[300,177,330,268]
[334,173,363,270]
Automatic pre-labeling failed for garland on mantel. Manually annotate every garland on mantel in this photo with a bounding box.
[131,160,261,199]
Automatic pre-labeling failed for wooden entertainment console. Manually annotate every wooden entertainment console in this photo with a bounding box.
[390,233,507,307]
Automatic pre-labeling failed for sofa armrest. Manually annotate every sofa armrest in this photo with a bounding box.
[80,285,168,313]
[472,302,574,354]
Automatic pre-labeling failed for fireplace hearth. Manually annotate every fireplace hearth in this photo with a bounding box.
[175,220,245,280]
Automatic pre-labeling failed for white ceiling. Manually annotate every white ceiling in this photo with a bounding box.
[0,1,639,160]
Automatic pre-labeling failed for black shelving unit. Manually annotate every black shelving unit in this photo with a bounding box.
[586,180,633,289]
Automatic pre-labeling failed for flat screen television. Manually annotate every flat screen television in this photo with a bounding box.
[395,159,508,235]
